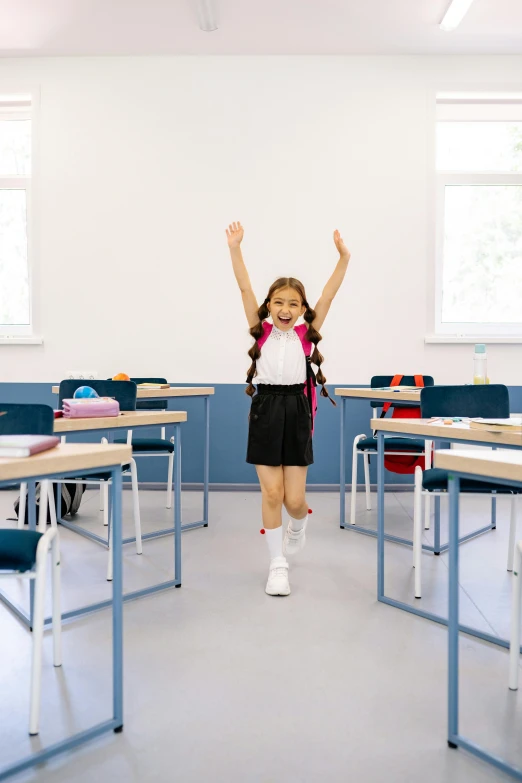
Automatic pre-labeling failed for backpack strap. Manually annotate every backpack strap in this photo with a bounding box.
[381,374,404,416]
[257,321,272,350]
[294,323,313,356]
[294,324,317,430]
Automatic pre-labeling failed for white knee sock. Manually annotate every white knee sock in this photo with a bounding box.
[288,513,308,532]
[264,526,283,560]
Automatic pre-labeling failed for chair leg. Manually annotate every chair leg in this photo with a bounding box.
[363,452,371,511]
[51,532,62,667]
[29,554,48,735]
[413,467,423,599]
[103,482,109,527]
[350,435,366,525]
[166,439,175,510]
[48,485,58,529]
[507,494,518,572]
[18,482,27,529]
[509,541,522,690]
[38,481,49,533]
[130,458,142,555]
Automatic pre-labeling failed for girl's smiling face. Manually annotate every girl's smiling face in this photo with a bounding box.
[267,287,306,331]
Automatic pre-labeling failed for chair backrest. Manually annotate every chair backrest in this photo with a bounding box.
[420,384,510,419]
[0,403,54,435]
[129,377,168,411]
[370,375,435,410]
[58,380,137,411]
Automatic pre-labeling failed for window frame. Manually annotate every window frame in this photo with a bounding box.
[0,96,39,339]
[432,91,522,340]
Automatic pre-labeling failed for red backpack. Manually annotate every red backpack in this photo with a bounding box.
[380,374,426,475]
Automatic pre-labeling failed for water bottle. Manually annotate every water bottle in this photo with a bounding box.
[473,344,488,385]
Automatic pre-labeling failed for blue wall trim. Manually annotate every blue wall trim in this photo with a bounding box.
[1,383,522,485]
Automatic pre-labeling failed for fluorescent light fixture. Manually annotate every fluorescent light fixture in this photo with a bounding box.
[196,0,218,32]
[440,0,475,31]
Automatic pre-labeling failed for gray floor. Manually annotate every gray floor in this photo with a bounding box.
[1,487,521,782]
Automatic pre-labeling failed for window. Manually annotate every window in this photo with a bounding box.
[435,94,522,338]
[0,95,32,336]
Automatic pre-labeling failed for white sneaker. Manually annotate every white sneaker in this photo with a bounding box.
[283,517,308,556]
[265,556,291,596]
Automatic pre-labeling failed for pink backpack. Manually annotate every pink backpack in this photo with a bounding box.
[257,322,318,431]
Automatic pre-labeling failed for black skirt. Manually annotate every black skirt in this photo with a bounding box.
[246,384,314,467]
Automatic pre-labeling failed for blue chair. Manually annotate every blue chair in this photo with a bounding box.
[0,404,62,735]
[0,404,57,530]
[110,378,175,510]
[412,384,519,599]
[58,380,142,579]
[0,529,62,735]
[351,375,434,525]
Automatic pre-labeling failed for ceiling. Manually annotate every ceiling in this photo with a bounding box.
[0,0,521,56]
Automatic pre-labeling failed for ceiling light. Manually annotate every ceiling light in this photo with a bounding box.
[196,0,218,32]
[440,0,475,31]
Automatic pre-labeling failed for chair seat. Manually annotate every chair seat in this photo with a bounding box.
[0,530,42,573]
[74,464,131,481]
[356,437,426,452]
[423,468,517,494]
[114,438,174,453]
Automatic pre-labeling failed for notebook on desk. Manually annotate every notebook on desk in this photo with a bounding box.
[372,386,422,392]
[470,418,522,434]
[0,435,60,458]
[137,383,170,389]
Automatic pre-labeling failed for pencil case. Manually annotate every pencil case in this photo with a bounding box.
[62,398,120,418]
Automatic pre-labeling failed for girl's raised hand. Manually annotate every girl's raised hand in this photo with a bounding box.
[333,229,350,259]
[226,221,244,248]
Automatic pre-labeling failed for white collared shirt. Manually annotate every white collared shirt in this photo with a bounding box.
[255,325,308,385]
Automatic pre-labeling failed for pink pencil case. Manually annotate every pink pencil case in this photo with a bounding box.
[62,398,120,418]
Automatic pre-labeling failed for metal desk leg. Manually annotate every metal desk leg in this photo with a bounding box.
[448,475,460,748]
[203,395,210,527]
[110,468,123,732]
[174,423,182,586]
[340,397,346,528]
[377,431,385,599]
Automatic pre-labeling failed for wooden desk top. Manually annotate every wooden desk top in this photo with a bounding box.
[0,443,132,483]
[335,388,422,403]
[51,386,214,398]
[434,449,522,484]
[54,410,187,433]
[371,418,522,448]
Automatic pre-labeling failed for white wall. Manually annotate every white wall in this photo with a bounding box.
[1,55,522,385]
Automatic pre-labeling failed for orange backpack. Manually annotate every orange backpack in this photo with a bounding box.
[380,374,426,475]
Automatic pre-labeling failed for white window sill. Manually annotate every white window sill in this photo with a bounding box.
[425,334,522,344]
[0,335,43,345]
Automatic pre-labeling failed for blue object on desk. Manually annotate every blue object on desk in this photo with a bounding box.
[73,385,99,399]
